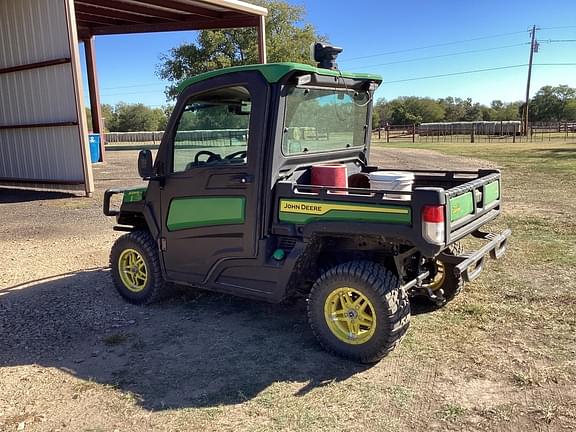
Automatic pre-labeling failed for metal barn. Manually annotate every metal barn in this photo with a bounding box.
[0,0,268,196]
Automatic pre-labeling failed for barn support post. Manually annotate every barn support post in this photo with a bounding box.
[83,36,105,162]
[257,15,267,64]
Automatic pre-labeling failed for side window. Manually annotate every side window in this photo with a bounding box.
[172,86,251,173]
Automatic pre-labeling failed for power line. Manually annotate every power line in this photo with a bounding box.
[534,63,576,66]
[540,25,576,30]
[339,29,528,63]
[380,64,527,84]
[101,82,166,90]
[379,63,576,85]
[355,42,528,70]
[101,89,165,97]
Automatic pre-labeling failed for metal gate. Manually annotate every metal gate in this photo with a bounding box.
[0,0,93,196]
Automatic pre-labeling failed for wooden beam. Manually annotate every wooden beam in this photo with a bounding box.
[83,37,105,162]
[0,58,71,75]
[88,16,259,36]
[77,0,184,21]
[137,0,223,19]
[65,0,94,196]
[257,15,267,64]
[76,12,135,26]
[75,4,152,23]
[77,20,107,30]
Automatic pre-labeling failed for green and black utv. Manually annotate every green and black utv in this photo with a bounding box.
[104,45,510,363]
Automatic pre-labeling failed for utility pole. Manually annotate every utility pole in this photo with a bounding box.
[523,25,539,136]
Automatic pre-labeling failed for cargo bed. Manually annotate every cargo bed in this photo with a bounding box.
[272,168,504,257]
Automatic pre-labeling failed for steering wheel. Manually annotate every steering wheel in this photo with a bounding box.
[225,150,247,161]
[194,150,221,164]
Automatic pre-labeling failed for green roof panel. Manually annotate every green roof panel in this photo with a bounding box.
[176,62,382,94]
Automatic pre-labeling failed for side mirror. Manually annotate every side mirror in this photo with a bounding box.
[137,149,154,179]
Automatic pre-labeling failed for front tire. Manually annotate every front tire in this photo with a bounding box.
[110,230,165,305]
[307,261,410,363]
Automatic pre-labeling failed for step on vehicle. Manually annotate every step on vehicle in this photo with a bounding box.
[104,43,511,363]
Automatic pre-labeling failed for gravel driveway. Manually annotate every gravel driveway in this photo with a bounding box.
[0,148,497,430]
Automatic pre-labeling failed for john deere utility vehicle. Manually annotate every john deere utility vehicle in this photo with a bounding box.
[104,44,510,363]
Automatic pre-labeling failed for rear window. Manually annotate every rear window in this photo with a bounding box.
[282,87,369,155]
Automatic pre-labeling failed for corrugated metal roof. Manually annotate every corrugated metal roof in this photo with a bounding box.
[74,0,268,37]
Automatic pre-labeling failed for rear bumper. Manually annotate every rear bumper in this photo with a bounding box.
[440,228,511,282]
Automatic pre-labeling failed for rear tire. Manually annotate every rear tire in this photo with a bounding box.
[307,261,410,363]
[424,242,464,304]
[110,230,166,305]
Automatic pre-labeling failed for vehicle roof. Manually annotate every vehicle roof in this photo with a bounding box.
[177,62,383,94]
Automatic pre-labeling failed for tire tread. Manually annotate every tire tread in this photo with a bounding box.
[307,260,411,363]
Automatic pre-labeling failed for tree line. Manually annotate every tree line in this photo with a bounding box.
[86,103,171,133]
[374,85,576,126]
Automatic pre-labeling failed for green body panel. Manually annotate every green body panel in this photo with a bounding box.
[278,199,411,225]
[450,192,475,222]
[177,62,382,94]
[122,187,147,203]
[167,196,246,231]
[484,181,500,206]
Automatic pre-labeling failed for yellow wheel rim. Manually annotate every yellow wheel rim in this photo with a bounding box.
[424,261,446,291]
[118,248,148,293]
[324,287,377,345]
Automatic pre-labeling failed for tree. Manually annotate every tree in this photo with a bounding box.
[101,104,116,131]
[112,103,167,132]
[530,85,576,121]
[565,99,576,121]
[377,97,444,125]
[438,97,465,122]
[157,1,323,99]
[85,108,93,132]
[488,100,522,121]
[85,104,117,132]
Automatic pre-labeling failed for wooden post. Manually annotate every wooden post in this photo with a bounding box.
[257,15,267,64]
[471,123,475,143]
[386,125,390,143]
[83,36,105,161]
[513,124,516,143]
[412,124,415,143]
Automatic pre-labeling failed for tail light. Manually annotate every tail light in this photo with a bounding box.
[422,205,445,245]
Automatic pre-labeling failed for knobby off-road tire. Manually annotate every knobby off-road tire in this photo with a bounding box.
[307,261,411,363]
[428,242,465,304]
[110,230,166,305]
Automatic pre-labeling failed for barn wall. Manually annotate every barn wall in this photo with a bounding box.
[0,0,93,193]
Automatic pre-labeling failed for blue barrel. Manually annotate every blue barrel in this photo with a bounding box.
[89,133,101,163]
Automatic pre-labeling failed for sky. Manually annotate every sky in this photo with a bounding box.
[80,0,576,108]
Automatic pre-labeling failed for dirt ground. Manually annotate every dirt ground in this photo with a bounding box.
[1,147,574,431]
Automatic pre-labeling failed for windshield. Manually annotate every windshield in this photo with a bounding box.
[283,87,370,155]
